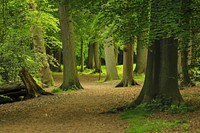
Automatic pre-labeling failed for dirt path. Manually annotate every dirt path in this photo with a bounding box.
[0,75,141,133]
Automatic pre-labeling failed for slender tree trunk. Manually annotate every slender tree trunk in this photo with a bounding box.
[94,42,101,73]
[114,43,119,65]
[58,0,83,90]
[116,38,138,87]
[80,38,84,72]
[135,34,148,74]
[179,0,193,87]
[86,43,94,69]
[53,50,62,72]
[104,37,119,81]
[181,48,191,86]
[133,38,183,105]
[29,0,54,87]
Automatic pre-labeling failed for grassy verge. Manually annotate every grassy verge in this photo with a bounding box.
[120,106,173,133]
[120,105,191,133]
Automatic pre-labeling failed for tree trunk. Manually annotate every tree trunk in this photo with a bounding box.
[180,49,191,86]
[19,69,52,98]
[58,0,83,90]
[94,42,101,73]
[104,37,119,81]
[29,0,54,87]
[86,43,95,69]
[114,43,119,65]
[116,39,138,87]
[135,34,148,74]
[0,69,52,104]
[80,38,84,72]
[179,0,193,87]
[133,38,183,105]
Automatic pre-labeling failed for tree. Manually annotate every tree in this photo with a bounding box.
[133,0,183,105]
[135,34,148,74]
[179,0,193,87]
[58,0,83,90]
[116,37,138,87]
[104,37,119,81]
[29,0,54,87]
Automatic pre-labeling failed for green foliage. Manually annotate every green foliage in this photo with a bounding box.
[51,87,62,93]
[0,95,13,101]
[169,103,196,114]
[141,96,196,114]
[0,0,60,84]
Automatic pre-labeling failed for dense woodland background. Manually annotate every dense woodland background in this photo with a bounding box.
[0,0,199,103]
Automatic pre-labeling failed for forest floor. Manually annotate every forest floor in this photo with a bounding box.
[0,74,200,133]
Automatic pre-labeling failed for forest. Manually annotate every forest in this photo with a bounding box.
[0,0,200,132]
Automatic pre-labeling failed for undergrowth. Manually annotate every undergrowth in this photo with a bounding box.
[121,96,196,133]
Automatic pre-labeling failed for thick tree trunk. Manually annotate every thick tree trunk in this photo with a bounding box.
[86,43,95,69]
[104,37,119,81]
[116,41,138,87]
[133,38,183,105]
[59,0,83,90]
[135,34,148,74]
[29,0,54,87]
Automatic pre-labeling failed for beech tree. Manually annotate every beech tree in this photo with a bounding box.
[133,0,183,105]
[29,0,54,87]
[58,0,83,90]
[104,37,119,81]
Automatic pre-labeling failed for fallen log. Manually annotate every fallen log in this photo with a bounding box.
[0,82,27,103]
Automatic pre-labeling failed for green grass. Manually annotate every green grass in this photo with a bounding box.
[51,87,75,93]
[120,107,171,133]
[77,64,145,82]
[120,105,191,133]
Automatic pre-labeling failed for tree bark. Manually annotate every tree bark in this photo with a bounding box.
[86,43,95,69]
[135,34,148,74]
[19,69,52,98]
[58,0,83,90]
[80,38,84,72]
[104,37,119,81]
[94,42,101,73]
[29,0,54,87]
[116,39,138,87]
[133,38,183,105]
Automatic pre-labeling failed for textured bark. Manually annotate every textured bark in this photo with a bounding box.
[116,40,138,87]
[86,43,95,69]
[133,38,183,105]
[29,0,54,87]
[104,37,119,81]
[19,69,52,98]
[59,0,83,90]
[135,34,148,74]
